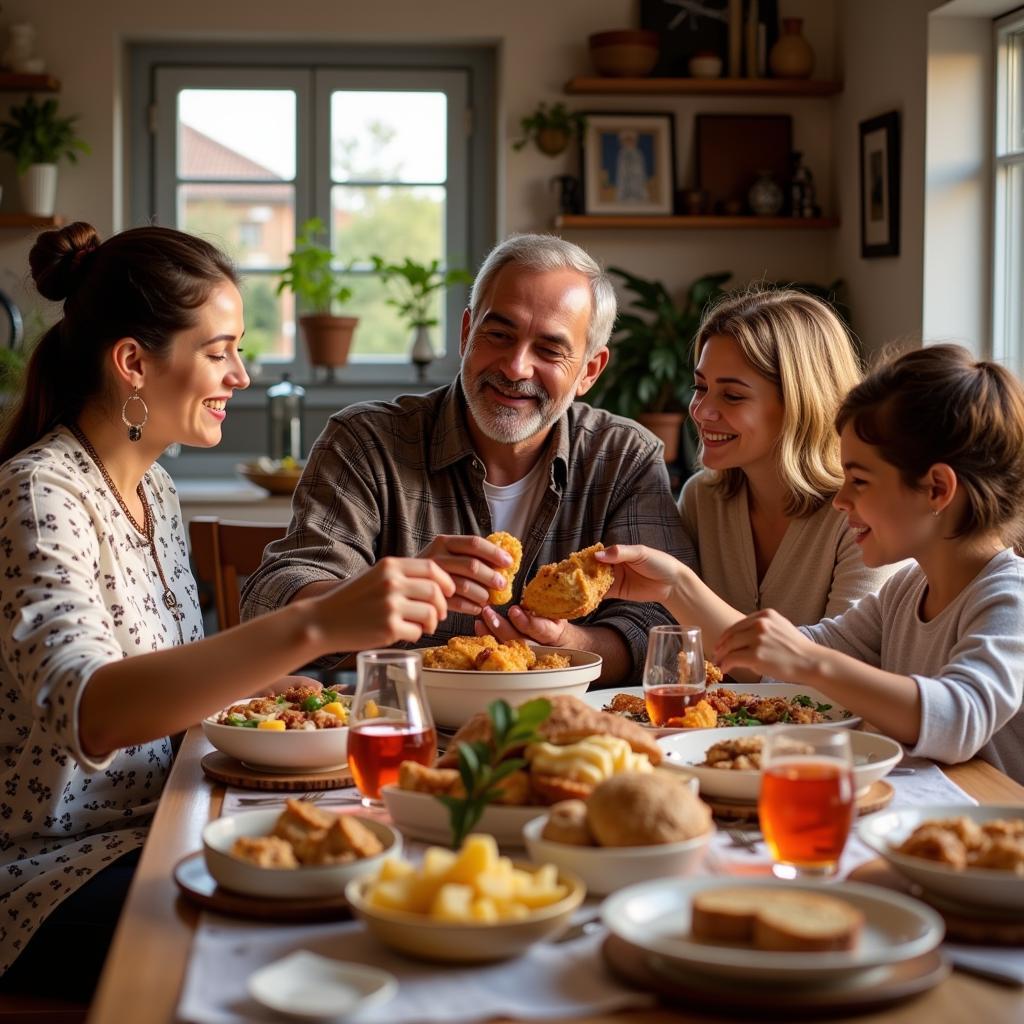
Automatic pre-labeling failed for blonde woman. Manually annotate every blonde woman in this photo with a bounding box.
[680,288,895,626]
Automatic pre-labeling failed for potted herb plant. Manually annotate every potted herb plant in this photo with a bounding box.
[277,218,358,379]
[512,102,586,156]
[370,255,472,379]
[0,95,90,217]
[588,267,732,465]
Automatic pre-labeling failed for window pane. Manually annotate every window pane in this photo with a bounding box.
[330,91,446,183]
[331,184,444,265]
[239,273,293,363]
[340,274,445,361]
[178,90,296,180]
[1015,29,1024,153]
[179,183,295,266]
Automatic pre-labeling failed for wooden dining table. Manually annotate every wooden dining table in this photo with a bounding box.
[87,727,1024,1024]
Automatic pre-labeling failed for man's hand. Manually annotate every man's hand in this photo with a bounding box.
[417,534,514,616]
[474,604,568,646]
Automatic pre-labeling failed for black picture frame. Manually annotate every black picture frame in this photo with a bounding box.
[579,111,677,216]
[859,111,901,258]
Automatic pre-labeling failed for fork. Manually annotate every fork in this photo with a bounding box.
[725,827,762,853]
[234,791,361,807]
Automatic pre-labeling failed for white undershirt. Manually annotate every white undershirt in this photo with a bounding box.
[482,458,549,538]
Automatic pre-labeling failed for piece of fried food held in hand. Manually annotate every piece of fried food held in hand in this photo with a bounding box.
[486,532,523,606]
[520,543,614,620]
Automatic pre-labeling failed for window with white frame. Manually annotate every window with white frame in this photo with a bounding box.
[134,45,492,386]
[993,11,1024,373]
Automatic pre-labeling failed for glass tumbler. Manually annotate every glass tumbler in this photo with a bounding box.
[642,625,705,727]
[758,726,855,879]
[346,650,437,808]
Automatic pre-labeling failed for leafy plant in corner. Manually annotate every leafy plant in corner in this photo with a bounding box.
[370,255,472,329]
[276,218,354,314]
[438,698,552,848]
[0,96,90,173]
[512,102,587,155]
[588,267,732,420]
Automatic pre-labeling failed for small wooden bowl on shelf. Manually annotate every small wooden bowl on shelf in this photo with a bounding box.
[588,30,660,78]
[236,457,304,495]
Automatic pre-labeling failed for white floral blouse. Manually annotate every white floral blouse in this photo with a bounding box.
[0,427,202,973]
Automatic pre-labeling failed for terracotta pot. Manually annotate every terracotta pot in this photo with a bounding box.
[299,315,357,370]
[637,412,685,464]
[589,29,659,78]
[769,18,814,79]
[536,127,570,156]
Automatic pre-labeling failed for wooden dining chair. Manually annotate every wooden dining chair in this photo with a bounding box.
[188,517,286,632]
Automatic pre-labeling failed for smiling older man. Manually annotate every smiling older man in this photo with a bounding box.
[240,234,696,684]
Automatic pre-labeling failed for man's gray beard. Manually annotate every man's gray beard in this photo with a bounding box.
[462,370,578,445]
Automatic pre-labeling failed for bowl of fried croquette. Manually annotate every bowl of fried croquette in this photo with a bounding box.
[346,833,585,962]
[419,637,602,728]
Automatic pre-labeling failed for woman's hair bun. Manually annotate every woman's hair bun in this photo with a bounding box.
[29,221,102,302]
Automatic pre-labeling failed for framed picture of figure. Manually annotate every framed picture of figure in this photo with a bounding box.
[580,112,676,215]
[859,110,901,258]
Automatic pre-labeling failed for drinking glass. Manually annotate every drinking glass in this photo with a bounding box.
[758,726,855,879]
[642,625,705,727]
[347,650,437,808]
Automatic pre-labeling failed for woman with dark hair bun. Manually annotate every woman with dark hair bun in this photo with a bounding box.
[0,223,454,1000]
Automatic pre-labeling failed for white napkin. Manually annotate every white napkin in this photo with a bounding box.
[176,911,654,1024]
[944,944,1024,986]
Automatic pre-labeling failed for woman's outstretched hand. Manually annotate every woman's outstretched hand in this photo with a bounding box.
[715,609,819,681]
[594,544,688,605]
[317,557,455,650]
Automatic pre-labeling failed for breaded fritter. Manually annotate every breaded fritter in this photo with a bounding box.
[476,639,536,672]
[487,531,523,606]
[666,698,718,730]
[531,652,572,670]
[520,543,614,620]
[421,634,498,669]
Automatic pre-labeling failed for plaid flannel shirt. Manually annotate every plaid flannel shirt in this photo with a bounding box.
[240,380,697,682]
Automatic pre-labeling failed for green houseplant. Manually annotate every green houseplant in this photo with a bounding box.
[588,267,732,464]
[0,96,90,217]
[512,102,586,156]
[277,218,358,378]
[370,255,472,378]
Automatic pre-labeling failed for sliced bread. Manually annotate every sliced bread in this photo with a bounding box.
[691,886,863,952]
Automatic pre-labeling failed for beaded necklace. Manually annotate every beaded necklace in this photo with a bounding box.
[69,424,184,645]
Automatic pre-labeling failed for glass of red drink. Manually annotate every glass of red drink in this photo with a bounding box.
[347,650,437,808]
[758,726,854,878]
[642,625,705,727]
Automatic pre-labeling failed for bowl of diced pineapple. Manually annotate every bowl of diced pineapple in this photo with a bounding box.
[345,834,585,963]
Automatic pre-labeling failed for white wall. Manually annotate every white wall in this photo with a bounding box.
[1,0,842,333]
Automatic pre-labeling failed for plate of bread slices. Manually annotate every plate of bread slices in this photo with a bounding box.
[601,876,944,984]
[381,694,669,845]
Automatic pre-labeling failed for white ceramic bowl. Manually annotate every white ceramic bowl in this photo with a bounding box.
[202,809,400,898]
[522,814,713,896]
[659,726,903,802]
[201,701,349,773]
[345,864,585,963]
[421,646,601,729]
[856,804,1024,912]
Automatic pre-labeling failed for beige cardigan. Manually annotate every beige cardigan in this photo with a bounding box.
[678,471,898,625]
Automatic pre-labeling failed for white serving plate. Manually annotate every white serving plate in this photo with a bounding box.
[658,726,902,802]
[421,645,601,728]
[522,814,713,896]
[202,809,400,898]
[856,804,1024,912]
[201,697,350,773]
[601,876,944,984]
[248,951,397,1021]
[580,682,861,734]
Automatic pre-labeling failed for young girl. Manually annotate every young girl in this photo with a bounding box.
[0,223,454,999]
[681,287,897,628]
[599,344,1024,782]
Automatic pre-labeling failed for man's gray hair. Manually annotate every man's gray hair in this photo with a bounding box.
[468,234,617,357]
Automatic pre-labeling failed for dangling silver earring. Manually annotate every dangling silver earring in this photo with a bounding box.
[122,388,148,443]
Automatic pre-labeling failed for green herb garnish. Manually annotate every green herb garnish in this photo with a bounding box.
[719,709,762,727]
[437,698,552,848]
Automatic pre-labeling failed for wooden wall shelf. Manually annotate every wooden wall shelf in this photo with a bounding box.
[555,215,838,230]
[0,213,65,229]
[0,72,61,93]
[564,77,841,97]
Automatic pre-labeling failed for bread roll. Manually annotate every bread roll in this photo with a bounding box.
[541,800,594,846]
[586,771,711,847]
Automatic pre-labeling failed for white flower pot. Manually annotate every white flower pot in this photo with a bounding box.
[21,163,58,217]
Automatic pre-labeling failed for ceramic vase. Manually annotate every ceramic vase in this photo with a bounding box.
[769,18,814,79]
[21,163,57,217]
[748,171,783,216]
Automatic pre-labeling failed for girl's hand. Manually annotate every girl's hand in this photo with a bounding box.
[318,557,455,649]
[474,605,568,647]
[594,544,689,605]
[715,609,820,681]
